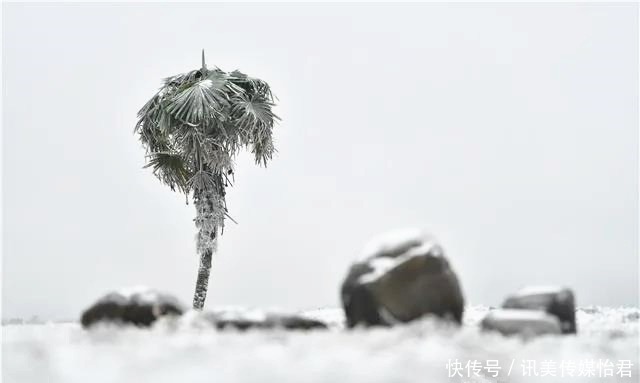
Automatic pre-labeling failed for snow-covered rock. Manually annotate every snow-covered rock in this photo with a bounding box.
[481,309,562,337]
[341,228,464,327]
[174,307,328,331]
[299,308,345,329]
[80,286,184,328]
[503,285,576,334]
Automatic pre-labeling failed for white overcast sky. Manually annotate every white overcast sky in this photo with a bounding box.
[2,3,638,319]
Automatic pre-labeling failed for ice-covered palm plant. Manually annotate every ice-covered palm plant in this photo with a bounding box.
[135,52,278,310]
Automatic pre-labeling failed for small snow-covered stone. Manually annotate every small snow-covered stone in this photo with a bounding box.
[80,286,184,328]
[178,308,328,330]
[341,229,465,327]
[502,286,576,334]
[481,309,562,337]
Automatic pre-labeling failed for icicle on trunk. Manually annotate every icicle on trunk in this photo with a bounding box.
[192,186,224,310]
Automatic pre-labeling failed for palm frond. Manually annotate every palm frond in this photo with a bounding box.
[204,147,234,174]
[135,58,280,238]
[251,135,276,166]
[164,79,228,125]
[231,93,278,129]
[229,70,275,101]
[163,69,204,88]
[187,170,217,193]
[175,127,207,168]
[144,152,190,193]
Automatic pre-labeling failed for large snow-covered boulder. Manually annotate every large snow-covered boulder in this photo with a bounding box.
[81,287,184,328]
[481,309,562,337]
[340,229,465,327]
[502,286,576,334]
[178,308,328,330]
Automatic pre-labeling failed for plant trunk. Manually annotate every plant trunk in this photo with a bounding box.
[193,246,213,310]
[192,186,223,310]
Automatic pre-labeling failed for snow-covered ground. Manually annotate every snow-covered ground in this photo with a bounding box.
[3,306,638,383]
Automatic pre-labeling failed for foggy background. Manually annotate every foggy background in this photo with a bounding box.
[2,3,638,320]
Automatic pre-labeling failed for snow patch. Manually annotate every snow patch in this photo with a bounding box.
[485,309,557,321]
[357,228,440,285]
[359,228,433,261]
[3,306,638,383]
[514,285,567,296]
[92,286,182,308]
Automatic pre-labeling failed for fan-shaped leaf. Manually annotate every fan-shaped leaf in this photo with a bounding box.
[145,152,190,192]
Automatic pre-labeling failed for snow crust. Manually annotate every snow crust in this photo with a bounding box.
[484,309,559,322]
[3,306,638,383]
[358,253,426,285]
[359,228,434,261]
[481,309,562,336]
[94,286,180,307]
[357,228,440,284]
[513,285,567,296]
